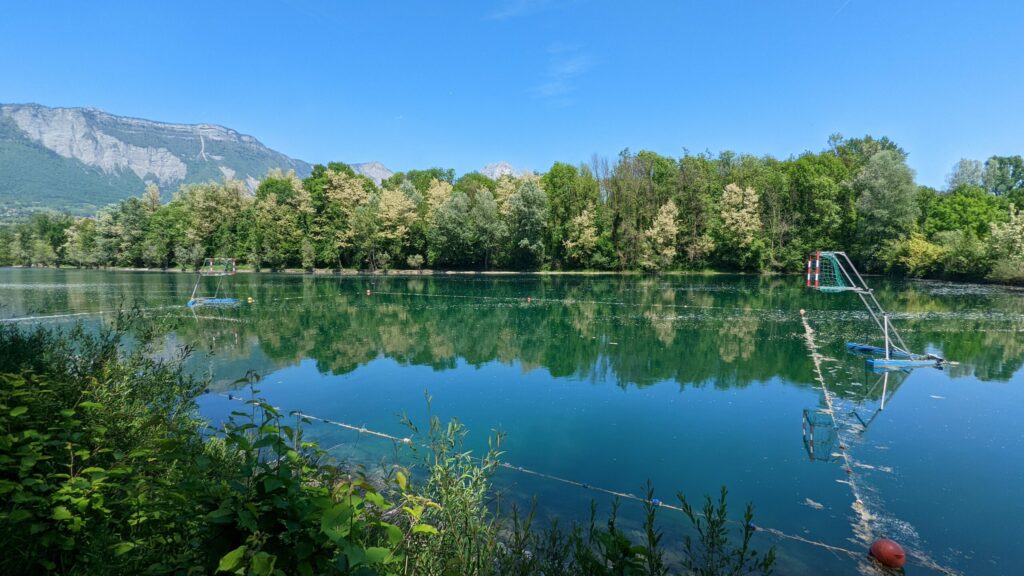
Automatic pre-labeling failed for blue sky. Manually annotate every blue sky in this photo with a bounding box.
[2,0,1021,187]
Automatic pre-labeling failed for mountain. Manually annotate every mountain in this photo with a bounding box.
[349,161,394,185]
[0,103,313,217]
[481,161,516,179]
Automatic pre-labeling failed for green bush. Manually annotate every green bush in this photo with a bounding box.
[1,319,775,575]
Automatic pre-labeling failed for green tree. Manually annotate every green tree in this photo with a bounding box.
[924,185,1007,237]
[142,182,162,213]
[988,205,1024,283]
[785,152,849,263]
[376,187,417,264]
[853,150,920,267]
[946,158,984,190]
[313,167,371,268]
[542,162,600,267]
[429,191,474,267]
[640,200,679,271]
[677,153,719,267]
[563,207,599,269]
[716,183,765,270]
[502,178,549,269]
[469,189,505,270]
[983,155,1024,197]
[62,218,99,268]
[453,172,496,203]
[383,167,455,195]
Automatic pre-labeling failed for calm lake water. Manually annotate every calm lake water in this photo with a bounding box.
[2,269,1023,575]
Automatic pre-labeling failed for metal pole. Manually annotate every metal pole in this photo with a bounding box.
[880,371,888,411]
[884,314,890,360]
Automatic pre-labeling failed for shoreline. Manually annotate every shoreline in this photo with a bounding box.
[5,265,1022,287]
[2,265,750,277]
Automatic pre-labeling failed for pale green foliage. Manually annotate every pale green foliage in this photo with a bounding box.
[880,232,945,277]
[718,183,764,269]
[854,150,920,267]
[62,218,99,267]
[142,183,161,213]
[641,201,678,271]
[407,254,425,270]
[430,192,474,267]
[30,238,56,266]
[349,187,419,270]
[988,206,1024,282]
[563,207,599,268]
[983,155,1024,197]
[249,194,291,270]
[301,238,316,271]
[469,189,505,269]
[319,167,372,265]
[377,187,417,256]
[493,175,518,211]
[935,230,990,277]
[502,178,548,269]
[947,158,984,190]
[425,178,454,221]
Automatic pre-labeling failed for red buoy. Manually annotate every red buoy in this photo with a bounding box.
[869,539,906,568]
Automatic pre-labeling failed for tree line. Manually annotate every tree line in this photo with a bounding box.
[2,134,1022,282]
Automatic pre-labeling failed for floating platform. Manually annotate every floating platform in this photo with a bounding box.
[187,297,239,308]
[866,357,942,370]
[846,343,912,357]
[847,342,945,371]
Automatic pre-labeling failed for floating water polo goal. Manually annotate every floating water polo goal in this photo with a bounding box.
[187,257,239,308]
[806,251,944,369]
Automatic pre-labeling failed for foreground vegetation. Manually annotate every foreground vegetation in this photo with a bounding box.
[0,318,775,575]
[2,136,1022,283]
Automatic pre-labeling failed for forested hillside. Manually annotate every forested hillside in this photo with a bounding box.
[2,134,1022,283]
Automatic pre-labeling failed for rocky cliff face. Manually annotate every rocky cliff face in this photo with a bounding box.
[0,103,314,216]
[349,161,394,185]
[0,103,403,218]
[1,104,310,188]
[4,106,188,184]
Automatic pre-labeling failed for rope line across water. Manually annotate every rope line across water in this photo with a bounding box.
[798,312,960,576]
[218,393,864,561]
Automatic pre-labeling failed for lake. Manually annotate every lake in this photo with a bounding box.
[2,268,1022,575]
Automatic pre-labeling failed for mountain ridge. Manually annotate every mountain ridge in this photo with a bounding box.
[0,103,389,218]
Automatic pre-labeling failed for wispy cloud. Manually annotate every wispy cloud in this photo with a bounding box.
[486,0,553,21]
[532,45,593,106]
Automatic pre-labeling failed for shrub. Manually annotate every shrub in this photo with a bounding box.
[1,319,776,575]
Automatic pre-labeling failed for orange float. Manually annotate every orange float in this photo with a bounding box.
[869,538,906,569]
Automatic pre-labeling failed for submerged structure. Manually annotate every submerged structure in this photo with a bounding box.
[187,258,239,308]
[806,251,945,369]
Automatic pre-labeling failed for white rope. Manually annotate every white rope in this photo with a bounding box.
[799,311,960,576]
[218,393,865,561]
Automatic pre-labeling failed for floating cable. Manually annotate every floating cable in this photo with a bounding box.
[799,311,960,576]
[216,393,873,565]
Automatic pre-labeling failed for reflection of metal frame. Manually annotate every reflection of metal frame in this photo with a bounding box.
[802,408,838,462]
[849,370,905,434]
[187,258,238,308]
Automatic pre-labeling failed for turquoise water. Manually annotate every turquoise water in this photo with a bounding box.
[2,269,1023,575]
